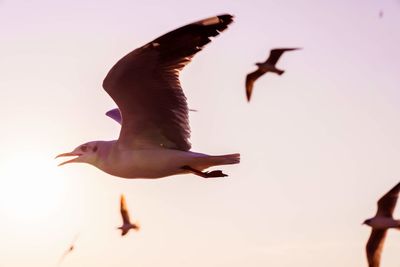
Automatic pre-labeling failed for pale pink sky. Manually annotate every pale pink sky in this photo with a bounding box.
[1,0,400,267]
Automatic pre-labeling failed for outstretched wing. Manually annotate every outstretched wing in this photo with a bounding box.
[366,229,387,267]
[265,48,300,66]
[102,14,234,151]
[245,69,266,102]
[120,195,131,225]
[376,181,400,217]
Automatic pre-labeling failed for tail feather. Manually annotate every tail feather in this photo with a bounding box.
[191,153,240,171]
[133,222,141,231]
[210,153,240,165]
[277,69,285,75]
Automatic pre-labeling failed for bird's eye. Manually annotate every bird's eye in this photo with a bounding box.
[93,146,98,152]
[81,145,88,152]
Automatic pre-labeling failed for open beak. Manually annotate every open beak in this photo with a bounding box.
[55,152,82,166]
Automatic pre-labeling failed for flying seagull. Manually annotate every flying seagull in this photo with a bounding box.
[118,194,140,236]
[57,234,79,266]
[245,48,300,101]
[56,14,239,179]
[363,181,400,267]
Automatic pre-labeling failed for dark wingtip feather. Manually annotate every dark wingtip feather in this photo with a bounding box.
[150,14,234,64]
[246,94,251,102]
[213,14,234,33]
[217,14,234,27]
[245,77,252,102]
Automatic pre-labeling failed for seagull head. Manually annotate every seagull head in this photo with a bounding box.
[362,219,372,226]
[56,141,100,166]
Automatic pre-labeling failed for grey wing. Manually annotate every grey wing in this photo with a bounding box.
[106,108,197,125]
[376,181,400,217]
[265,48,301,66]
[120,195,131,224]
[102,14,234,151]
[106,108,122,125]
[245,69,265,102]
[366,229,387,267]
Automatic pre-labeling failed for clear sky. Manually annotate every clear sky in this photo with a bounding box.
[1,0,400,266]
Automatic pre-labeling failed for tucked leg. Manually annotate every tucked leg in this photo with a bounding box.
[181,165,228,178]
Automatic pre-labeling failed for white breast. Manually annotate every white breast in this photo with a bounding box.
[99,148,207,179]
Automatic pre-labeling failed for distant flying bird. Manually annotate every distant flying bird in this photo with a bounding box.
[363,182,400,267]
[56,14,239,179]
[379,10,384,18]
[57,234,79,266]
[245,48,300,101]
[118,195,140,236]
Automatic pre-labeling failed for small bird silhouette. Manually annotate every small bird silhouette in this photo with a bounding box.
[245,48,300,101]
[118,194,140,236]
[57,234,79,266]
[379,10,384,18]
[363,181,400,267]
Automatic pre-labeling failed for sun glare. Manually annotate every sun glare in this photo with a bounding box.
[0,152,66,223]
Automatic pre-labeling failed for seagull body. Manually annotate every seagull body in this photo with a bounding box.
[245,48,300,101]
[363,182,400,267]
[94,142,237,179]
[57,14,240,179]
[366,217,400,229]
[118,195,139,236]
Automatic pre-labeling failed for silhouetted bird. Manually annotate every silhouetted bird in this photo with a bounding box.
[56,14,239,179]
[245,48,300,101]
[57,234,79,266]
[363,182,400,267]
[118,195,140,236]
